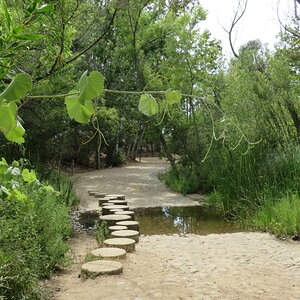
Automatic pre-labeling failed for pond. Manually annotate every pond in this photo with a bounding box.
[134,206,244,235]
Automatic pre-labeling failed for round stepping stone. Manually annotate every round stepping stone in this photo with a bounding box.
[108,200,128,206]
[91,247,126,260]
[102,205,129,215]
[116,221,139,231]
[100,214,131,226]
[114,210,135,220]
[81,260,123,278]
[111,230,139,242]
[109,208,124,213]
[94,192,108,198]
[106,196,118,200]
[98,198,110,206]
[106,194,125,200]
[104,238,135,252]
[108,225,128,233]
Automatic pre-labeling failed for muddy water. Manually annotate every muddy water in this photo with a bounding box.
[134,206,244,235]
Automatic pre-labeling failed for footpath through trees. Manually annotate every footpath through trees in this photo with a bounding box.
[45,158,300,300]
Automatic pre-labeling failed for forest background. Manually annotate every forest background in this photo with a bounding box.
[0,0,299,298]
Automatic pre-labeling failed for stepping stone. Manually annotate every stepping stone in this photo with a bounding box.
[105,196,118,200]
[108,225,128,233]
[104,238,135,252]
[116,221,139,231]
[102,202,112,206]
[100,214,131,226]
[98,198,110,206]
[91,247,126,260]
[81,260,123,278]
[94,192,108,198]
[111,230,139,242]
[106,194,125,200]
[108,200,128,206]
[114,210,135,220]
[109,208,124,213]
[102,205,129,215]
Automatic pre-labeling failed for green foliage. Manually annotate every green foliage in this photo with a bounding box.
[0,73,32,101]
[249,193,300,236]
[160,166,200,195]
[165,90,182,105]
[138,94,158,116]
[65,92,95,124]
[65,71,104,123]
[34,164,79,207]
[0,159,73,299]
[94,221,110,246]
[0,73,32,144]
[0,0,54,79]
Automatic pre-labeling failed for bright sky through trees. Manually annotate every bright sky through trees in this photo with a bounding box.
[200,0,293,57]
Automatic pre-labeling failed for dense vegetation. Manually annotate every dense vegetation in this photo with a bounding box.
[0,0,299,297]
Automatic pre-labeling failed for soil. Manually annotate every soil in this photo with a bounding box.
[44,157,300,300]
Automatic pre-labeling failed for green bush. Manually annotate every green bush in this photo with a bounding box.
[160,166,201,195]
[0,158,72,299]
[247,193,300,236]
[34,164,79,207]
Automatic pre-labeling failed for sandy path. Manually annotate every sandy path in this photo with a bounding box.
[73,157,201,209]
[46,158,300,300]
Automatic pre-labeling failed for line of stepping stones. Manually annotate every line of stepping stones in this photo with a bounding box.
[81,189,140,279]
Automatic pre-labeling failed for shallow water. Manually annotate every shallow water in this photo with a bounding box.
[78,211,100,228]
[134,206,244,235]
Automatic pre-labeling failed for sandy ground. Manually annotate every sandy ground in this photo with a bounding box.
[73,157,201,209]
[45,158,300,300]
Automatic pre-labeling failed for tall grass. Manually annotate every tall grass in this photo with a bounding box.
[162,145,300,235]
[35,164,79,207]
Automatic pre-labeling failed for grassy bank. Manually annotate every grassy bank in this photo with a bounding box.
[161,146,300,237]
[0,159,78,299]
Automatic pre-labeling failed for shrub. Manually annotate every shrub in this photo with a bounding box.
[0,158,72,299]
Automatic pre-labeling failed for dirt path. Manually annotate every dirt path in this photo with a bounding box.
[46,158,300,300]
[74,157,201,210]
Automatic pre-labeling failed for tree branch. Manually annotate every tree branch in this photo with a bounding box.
[35,6,118,82]
[228,0,248,58]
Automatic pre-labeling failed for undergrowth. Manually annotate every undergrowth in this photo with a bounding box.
[0,158,73,299]
[161,145,300,236]
[94,221,110,246]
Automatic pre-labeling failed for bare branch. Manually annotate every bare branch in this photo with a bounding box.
[228,0,248,58]
[277,1,300,39]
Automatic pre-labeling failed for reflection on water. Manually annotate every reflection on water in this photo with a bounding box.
[134,206,244,235]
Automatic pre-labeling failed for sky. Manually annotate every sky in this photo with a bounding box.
[200,0,294,57]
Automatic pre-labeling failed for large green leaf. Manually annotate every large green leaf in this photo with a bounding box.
[0,73,32,101]
[0,102,17,131]
[4,121,25,144]
[65,92,95,123]
[78,71,104,103]
[22,169,37,183]
[166,90,182,105]
[138,94,158,116]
